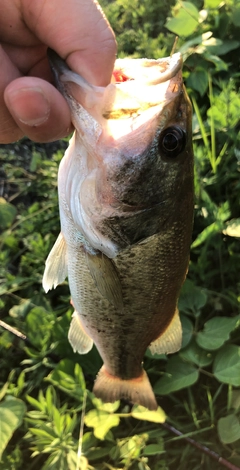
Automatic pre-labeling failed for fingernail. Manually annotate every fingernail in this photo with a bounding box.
[7,87,50,126]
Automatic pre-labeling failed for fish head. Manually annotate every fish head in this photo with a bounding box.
[48,50,193,257]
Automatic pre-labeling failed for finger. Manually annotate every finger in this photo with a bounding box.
[22,0,117,86]
[4,77,73,143]
[0,45,23,143]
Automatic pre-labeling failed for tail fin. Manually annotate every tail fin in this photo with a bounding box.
[93,366,157,411]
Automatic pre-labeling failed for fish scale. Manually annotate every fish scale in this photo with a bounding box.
[43,49,194,410]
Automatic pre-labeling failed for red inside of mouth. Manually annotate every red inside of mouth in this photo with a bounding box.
[112,69,130,83]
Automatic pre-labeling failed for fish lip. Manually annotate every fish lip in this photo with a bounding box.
[134,53,183,85]
[47,48,183,89]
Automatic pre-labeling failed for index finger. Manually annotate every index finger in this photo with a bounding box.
[21,0,117,86]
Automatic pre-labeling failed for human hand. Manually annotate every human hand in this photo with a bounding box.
[0,0,116,144]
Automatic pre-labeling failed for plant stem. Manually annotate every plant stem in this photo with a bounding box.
[162,422,240,470]
[208,74,217,173]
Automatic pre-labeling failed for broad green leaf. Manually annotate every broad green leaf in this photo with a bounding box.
[154,356,199,395]
[131,405,166,423]
[203,53,228,71]
[206,40,239,56]
[223,219,240,238]
[180,339,213,367]
[186,68,208,96]
[196,316,240,350]
[213,345,240,386]
[165,2,199,37]
[232,6,240,27]
[0,397,26,459]
[181,314,193,348]
[218,415,240,444]
[179,280,207,315]
[82,432,98,453]
[84,409,120,440]
[143,444,165,456]
[0,197,17,229]
[85,446,113,461]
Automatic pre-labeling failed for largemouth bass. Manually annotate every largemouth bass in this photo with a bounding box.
[43,49,193,411]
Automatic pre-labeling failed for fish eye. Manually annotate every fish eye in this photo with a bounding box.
[159,126,186,158]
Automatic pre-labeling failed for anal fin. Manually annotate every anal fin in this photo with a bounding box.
[149,308,182,355]
[68,310,93,354]
[42,232,67,292]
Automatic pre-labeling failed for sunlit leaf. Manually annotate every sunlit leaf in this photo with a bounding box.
[191,220,223,248]
[204,0,222,7]
[213,345,240,386]
[131,405,166,423]
[0,397,26,459]
[223,218,240,238]
[84,409,120,440]
[92,397,120,412]
[165,2,199,37]
[218,414,240,444]
[196,316,240,350]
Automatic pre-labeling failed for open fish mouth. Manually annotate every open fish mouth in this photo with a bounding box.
[48,49,183,138]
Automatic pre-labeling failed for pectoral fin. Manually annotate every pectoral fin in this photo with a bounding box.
[42,232,67,293]
[149,308,182,355]
[68,310,93,354]
[86,252,123,310]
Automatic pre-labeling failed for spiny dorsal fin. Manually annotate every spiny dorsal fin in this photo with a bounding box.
[86,251,123,311]
[149,308,182,355]
[42,232,67,293]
